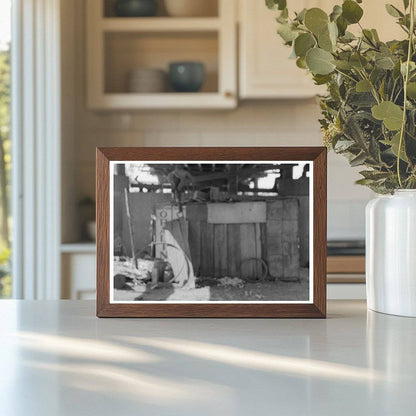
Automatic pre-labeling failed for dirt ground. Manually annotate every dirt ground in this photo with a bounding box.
[113,269,310,302]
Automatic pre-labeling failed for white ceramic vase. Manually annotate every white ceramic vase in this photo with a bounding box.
[366,190,416,317]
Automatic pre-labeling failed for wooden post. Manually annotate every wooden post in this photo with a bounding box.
[115,163,126,176]
[124,188,136,266]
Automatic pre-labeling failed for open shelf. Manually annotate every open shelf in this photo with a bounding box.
[104,31,219,94]
[101,17,221,32]
[103,0,219,18]
[91,92,235,109]
[86,0,237,109]
[61,242,96,254]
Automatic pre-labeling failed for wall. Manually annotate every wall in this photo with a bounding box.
[62,0,374,243]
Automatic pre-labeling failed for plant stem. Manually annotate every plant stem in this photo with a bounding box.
[358,69,380,104]
[390,78,398,101]
[397,0,415,188]
[334,68,357,83]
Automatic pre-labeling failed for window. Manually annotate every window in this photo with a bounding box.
[0,0,11,298]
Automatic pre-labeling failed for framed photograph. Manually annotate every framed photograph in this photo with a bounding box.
[96,147,327,318]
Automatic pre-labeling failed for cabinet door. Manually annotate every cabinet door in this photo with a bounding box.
[62,253,96,300]
[238,0,403,99]
[239,0,321,99]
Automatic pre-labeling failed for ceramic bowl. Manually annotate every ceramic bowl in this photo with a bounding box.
[164,0,217,17]
[114,0,158,17]
[168,62,205,93]
[127,68,167,93]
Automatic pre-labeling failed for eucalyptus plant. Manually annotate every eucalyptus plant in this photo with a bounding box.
[266,0,416,193]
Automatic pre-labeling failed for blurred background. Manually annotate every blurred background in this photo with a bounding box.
[1,0,404,300]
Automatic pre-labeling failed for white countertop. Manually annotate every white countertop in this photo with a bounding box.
[0,300,415,415]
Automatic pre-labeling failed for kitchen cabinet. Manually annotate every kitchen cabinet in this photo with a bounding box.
[86,0,237,109]
[87,0,404,107]
[238,0,404,99]
[61,244,96,300]
[239,0,324,99]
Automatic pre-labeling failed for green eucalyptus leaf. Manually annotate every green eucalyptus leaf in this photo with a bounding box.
[333,59,353,70]
[399,14,411,29]
[294,33,315,57]
[363,29,375,44]
[356,79,372,93]
[313,74,332,85]
[349,92,376,107]
[379,78,386,99]
[407,82,416,99]
[371,29,380,42]
[306,48,335,75]
[334,139,355,152]
[409,109,416,137]
[266,0,287,11]
[296,57,307,69]
[356,178,377,185]
[330,5,343,22]
[350,152,368,167]
[295,8,307,22]
[372,101,403,130]
[276,14,288,24]
[318,31,334,52]
[370,67,386,84]
[385,4,404,18]
[344,114,369,146]
[401,61,416,76]
[369,136,381,162]
[393,61,402,78]
[265,0,415,193]
[360,170,391,180]
[342,0,364,24]
[328,21,338,44]
[339,31,356,42]
[329,82,341,101]
[375,56,396,70]
[277,23,299,42]
[350,53,368,69]
[382,132,409,162]
[304,8,329,35]
[336,15,348,36]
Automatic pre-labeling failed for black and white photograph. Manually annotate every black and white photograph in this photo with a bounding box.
[110,161,313,303]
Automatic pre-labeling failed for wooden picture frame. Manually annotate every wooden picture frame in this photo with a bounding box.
[96,147,327,318]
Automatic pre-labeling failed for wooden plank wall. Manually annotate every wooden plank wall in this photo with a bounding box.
[266,199,300,281]
[116,195,302,280]
[187,199,300,280]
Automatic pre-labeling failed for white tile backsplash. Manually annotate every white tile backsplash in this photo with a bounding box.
[328,199,368,240]
[73,100,372,240]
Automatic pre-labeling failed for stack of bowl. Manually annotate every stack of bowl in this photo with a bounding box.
[164,0,217,17]
[127,68,167,93]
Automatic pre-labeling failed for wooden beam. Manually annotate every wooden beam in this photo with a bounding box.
[207,202,267,224]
